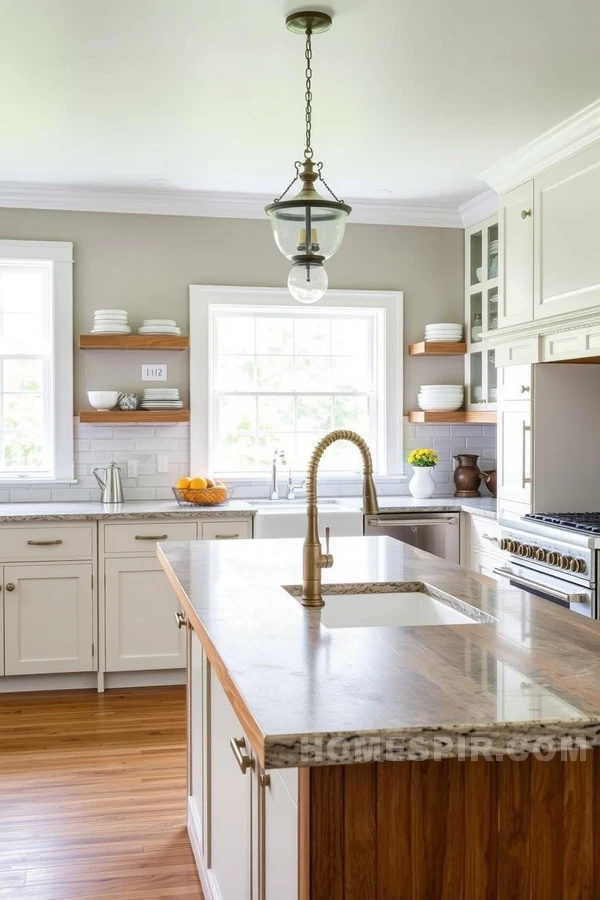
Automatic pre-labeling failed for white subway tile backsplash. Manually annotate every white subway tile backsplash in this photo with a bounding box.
[0,419,496,504]
[90,439,135,452]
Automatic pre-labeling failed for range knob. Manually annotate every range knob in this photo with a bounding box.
[499,538,509,552]
[558,555,570,570]
[518,543,531,557]
[571,558,587,574]
[535,547,547,562]
[507,540,520,554]
[546,551,559,566]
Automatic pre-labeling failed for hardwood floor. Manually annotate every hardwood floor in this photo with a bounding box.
[0,686,204,899]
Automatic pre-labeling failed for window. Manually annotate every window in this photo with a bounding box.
[190,287,403,477]
[0,241,74,482]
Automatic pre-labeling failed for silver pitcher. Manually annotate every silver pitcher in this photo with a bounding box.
[93,462,124,504]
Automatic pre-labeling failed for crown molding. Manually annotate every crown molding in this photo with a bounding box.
[480,98,600,194]
[0,181,464,228]
[458,189,498,227]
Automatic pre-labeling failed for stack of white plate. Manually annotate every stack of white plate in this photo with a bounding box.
[141,388,183,410]
[418,384,464,412]
[91,309,131,334]
[138,319,182,335]
[425,323,463,343]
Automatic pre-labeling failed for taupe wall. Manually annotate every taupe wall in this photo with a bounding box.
[0,208,464,411]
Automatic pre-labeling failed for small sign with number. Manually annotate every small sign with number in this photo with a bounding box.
[141,364,168,381]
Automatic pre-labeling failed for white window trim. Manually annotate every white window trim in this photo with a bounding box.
[190,285,403,481]
[0,240,74,485]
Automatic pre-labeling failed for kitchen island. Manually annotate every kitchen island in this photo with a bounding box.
[159,535,600,900]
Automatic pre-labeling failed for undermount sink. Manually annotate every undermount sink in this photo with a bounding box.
[283,582,496,630]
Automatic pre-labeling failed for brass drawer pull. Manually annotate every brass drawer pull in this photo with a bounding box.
[27,539,63,546]
[174,611,187,629]
[482,534,499,543]
[135,534,168,541]
[230,736,254,774]
[215,533,240,539]
[6,583,15,592]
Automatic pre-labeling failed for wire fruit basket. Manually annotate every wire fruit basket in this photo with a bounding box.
[172,485,231,507]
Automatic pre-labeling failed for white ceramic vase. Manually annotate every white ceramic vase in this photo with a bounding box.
[409,465,436,499]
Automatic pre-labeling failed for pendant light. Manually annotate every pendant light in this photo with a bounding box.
[265,11,351,304]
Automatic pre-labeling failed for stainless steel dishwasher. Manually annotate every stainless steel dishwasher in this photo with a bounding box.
[364,512,460,563]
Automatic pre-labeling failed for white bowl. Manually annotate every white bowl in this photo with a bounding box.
[426,323,462,329]
[87,391,121,411]
[420,384,463,390]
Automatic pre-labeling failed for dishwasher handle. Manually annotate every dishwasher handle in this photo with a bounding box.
[367,518,456,527]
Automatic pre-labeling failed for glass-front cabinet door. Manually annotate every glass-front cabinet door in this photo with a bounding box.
[465,216,498,410]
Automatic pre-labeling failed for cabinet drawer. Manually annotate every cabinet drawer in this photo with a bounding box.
[469,516,500,555]
[495,338,539,369]
[472,550,504,584]
[201,520,250,541]
[103,521,197,554]
[498,364,532,401]
[0,523,94,562]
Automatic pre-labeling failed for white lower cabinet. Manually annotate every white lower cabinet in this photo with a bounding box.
[104,557,186,671]
[497,400,531,507]
[465,515,503,583]
[261,768,298,900]
[471,550,503,582]
[188,629,298,900]
[3,563,94,675]
[209,670,253,900]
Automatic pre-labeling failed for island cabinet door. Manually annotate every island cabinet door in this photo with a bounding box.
[188,628,209,861]
[256,767,299,900]
[3,563,94,675]
[104,557,186,671]
[208,671,252,900]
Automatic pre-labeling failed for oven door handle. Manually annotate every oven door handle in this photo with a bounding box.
[366,518,456,527]
[492,568,589,604]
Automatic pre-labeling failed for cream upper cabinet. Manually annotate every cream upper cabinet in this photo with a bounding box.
[534,143,600,320]
[104,556,186,671]
[3,563,94,676]
[498,180,534,328]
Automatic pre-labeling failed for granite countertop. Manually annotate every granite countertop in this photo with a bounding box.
[0,494,496,521]
[158,535,600,769]
[342,494,497,519]
[0,499,255,522]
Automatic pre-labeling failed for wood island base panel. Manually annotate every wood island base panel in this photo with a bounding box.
[300,755,599,900]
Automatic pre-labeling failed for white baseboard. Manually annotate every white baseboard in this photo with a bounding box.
[188,796,222,900]
[105,669,186,688]
[0,668,185,693]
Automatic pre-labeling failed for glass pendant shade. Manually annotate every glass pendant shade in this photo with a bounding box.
[287,262,328,304]
[269,202,348,262]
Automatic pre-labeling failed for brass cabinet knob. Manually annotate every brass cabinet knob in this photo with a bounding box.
[174,611,187,629]
[521,209,532,219]
[5,583,15,592]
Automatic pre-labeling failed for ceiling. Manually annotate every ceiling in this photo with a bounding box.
[1,0,600,211]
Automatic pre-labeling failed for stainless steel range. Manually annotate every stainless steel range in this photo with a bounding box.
[497,512,600,618]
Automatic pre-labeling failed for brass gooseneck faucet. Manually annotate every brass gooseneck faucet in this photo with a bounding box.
[302,430,379,607]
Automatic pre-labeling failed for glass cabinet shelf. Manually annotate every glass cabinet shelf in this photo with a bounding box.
[464,215,499,411]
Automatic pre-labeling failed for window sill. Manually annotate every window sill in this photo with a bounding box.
[215,474,408,484]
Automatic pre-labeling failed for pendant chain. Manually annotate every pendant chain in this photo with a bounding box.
[304,30,313,159]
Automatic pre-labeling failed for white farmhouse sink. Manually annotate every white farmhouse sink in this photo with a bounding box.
[319,591,477,629]
[253,501,363,539]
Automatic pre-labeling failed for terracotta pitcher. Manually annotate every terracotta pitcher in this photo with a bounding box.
[453,454,481,497]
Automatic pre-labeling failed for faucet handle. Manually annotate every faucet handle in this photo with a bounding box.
[322,526,334,569]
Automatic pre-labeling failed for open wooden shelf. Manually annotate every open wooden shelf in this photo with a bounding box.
[407,410,497,424]
[409,341,466,356]
[79,335,189,350]
[79,410,190,424]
